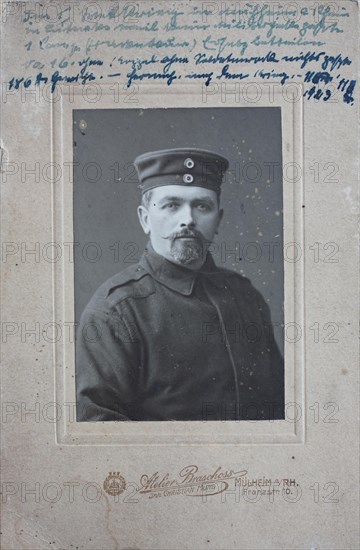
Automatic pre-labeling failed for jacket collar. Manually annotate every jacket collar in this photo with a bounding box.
[139,242,221,296]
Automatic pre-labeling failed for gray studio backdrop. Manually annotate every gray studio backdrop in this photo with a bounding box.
[73,107,284,351]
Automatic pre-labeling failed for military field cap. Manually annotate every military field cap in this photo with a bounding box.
[134,148,229,195]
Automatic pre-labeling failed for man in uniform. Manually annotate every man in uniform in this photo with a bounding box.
[76,148,284,422]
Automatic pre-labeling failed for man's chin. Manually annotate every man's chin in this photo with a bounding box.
[170,241,204,265]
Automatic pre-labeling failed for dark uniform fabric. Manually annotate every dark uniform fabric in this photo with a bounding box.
[76,245,284,422]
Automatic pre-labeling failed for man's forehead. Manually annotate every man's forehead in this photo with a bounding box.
[151,185,218,202]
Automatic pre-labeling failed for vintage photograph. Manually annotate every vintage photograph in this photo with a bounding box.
[2,1,358,547]
[73,107,285,422]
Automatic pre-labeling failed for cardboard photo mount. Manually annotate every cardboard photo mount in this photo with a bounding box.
[1,1,359,548]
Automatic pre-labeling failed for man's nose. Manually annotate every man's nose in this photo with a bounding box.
[180,206,195,228]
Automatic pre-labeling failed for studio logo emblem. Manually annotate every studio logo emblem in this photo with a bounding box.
[103,471,126,496]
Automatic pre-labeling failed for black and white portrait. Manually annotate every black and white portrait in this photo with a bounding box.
[73,107,284,422]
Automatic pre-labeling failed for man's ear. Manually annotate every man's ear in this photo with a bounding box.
[137,205,150,235]
[217,208,224,229]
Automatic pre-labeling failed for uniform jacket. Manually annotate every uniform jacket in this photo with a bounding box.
[76,244,284,421]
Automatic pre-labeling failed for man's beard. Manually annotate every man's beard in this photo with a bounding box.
[167,229,206,265]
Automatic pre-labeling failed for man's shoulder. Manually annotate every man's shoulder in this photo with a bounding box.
[210,264,253,288]
[209,265,267,300]
[84,263,155,314]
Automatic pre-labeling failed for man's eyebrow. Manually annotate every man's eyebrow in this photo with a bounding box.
[192,197,216,206]
[158,196,184,204]
[157,195,216,206]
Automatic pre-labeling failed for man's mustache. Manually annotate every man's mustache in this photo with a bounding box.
[164,229,205,241]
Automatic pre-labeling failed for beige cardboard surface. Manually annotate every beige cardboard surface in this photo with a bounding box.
[1,1,359,549]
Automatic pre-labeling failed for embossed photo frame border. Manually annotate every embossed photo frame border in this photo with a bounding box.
[51,83,304,445]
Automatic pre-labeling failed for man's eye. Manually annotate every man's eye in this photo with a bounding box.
[197,203,210,211]
[164,203,178,209]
